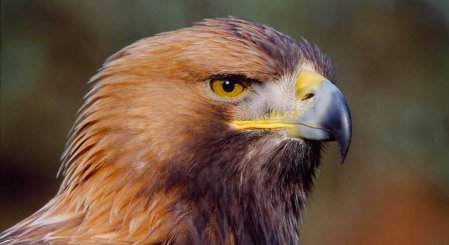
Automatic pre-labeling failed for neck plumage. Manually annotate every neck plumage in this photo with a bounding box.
[0,129,320,244]
[159,132,322,244]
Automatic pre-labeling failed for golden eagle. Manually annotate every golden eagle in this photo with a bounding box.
[0,17,351,244]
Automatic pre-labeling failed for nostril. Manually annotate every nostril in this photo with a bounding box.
[301,93,315,101]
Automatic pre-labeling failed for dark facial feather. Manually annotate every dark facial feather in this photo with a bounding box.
[162,129,321,244]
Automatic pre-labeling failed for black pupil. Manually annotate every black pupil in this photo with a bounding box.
[222,80,235,92]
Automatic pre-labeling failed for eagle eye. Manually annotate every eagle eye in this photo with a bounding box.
[210,76,251,98]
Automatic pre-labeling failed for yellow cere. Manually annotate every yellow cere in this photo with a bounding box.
[295,69,326,99]
[211,79,250,98]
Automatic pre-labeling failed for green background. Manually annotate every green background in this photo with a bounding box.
[1,0,448,244]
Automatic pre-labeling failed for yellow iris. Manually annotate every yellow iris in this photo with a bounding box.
[210,79,250,98]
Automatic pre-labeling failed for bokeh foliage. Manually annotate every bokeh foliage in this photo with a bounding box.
[1,0,448,244]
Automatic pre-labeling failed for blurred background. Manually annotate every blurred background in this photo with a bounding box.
[1,0,448,244]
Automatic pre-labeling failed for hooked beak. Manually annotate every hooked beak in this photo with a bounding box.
[232,69,352,162]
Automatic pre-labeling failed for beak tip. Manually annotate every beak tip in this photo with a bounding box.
[339,143,349,163]
[337,126,351,164]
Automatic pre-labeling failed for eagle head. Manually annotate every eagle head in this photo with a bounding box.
[1,17,351,244]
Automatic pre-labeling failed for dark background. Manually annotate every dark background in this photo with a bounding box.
[1,0,449,244]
